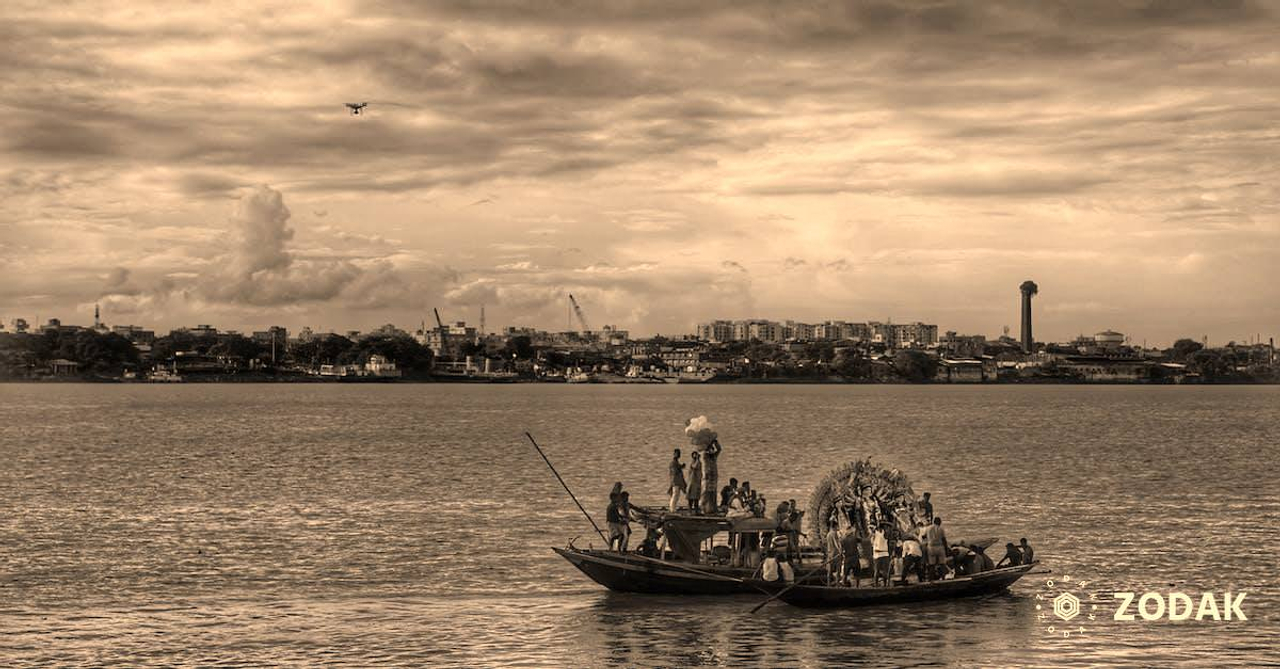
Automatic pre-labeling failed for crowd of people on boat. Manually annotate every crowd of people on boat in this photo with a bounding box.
[602,422,1036,589]
[604,442,798,557]
[664,444,789,520]
[817,500,1036,588]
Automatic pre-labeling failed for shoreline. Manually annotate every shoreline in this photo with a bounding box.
[2,376,1276,385]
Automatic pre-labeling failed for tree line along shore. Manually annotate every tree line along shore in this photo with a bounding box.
[1,326,1275,384]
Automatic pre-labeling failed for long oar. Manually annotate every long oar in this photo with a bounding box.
[750,555,836,613]
[526,432,609,545]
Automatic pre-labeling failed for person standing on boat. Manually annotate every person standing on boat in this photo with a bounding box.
[686,451,703,514]
[924,516,949,580]
[852,528,873,587]
[667,449,687,512]
[841,528,862,587]
[606,492,624,551]
[824,518,845,585]
[872,524,891,587]
[618,491,635,552]
[920,492,934,523]
[775,499,791,527]
[787,500,803,565]
[700,438,722,513]
[775,500,793,561]
[769,533,795,583]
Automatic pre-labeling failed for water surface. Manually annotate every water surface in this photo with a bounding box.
[1,384,1276,666]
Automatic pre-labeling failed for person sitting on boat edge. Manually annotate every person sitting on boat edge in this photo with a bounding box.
[738,480,754,507]
[1020,538,1034,564]
[996,542,1023,568]
[971,544,994,573]
[951,544,976,576]
[667,448,687,513]
[727,481,754,519]
[720,477,738,511]
[636,526,662,558]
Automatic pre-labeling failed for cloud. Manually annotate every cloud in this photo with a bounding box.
[2,1,1278,342]
[96,186,458,316]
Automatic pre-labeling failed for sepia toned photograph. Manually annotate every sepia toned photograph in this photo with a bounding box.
[1,1,1276,667]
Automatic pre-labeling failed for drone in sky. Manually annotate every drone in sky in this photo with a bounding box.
[345,102,368,115]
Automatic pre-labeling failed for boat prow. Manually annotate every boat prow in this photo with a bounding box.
[752,562,1041,608]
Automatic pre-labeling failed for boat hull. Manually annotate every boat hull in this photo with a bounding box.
[754,563,1038,608]
[553,547,775,595]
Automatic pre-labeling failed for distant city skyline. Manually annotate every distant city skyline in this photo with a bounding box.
[2,2,1277,346]
[5,300,1273,351]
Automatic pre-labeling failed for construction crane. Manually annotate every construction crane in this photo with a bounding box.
[433,308,448,349]
[568,294,590,334]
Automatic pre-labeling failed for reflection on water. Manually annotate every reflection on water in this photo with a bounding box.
[0,384,1277,666]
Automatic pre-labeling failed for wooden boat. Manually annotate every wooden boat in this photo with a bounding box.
[749,562,1039,608]
[528,434,1042,605]
[553,546,770,595]
[553,513,824,595]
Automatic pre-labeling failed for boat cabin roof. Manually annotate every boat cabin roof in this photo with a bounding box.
[653,513,780,562]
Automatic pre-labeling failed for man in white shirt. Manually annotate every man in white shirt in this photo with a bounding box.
[900,535,924,584]
[872,525,891,587]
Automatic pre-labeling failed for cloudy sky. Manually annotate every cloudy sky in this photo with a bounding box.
[2,0,1277,345]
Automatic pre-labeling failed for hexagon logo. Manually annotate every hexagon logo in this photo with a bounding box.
[1053,592,1081,621]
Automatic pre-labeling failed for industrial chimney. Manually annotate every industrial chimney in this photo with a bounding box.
[1019,280,1038,353]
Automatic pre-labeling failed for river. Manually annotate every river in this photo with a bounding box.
[0,384,1276,667]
